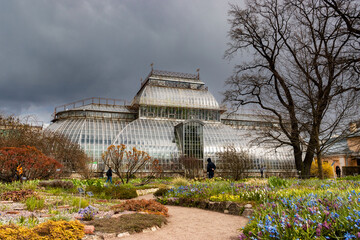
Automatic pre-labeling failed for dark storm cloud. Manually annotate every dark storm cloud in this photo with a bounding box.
[0,0,241,123]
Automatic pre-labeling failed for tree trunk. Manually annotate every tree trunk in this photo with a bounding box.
[316,140,324,179]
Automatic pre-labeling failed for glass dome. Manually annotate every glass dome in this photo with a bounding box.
[133,85,220,110]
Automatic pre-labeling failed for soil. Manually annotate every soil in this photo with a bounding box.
[105,194,249,240]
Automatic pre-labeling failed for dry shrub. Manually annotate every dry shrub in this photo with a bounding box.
[217,145,251,180]
[179,156,203,179]
[86,213,167,234]
[102,144,162,184]
[38,180,74,189]
[111,199,168,217]
[1,189,36,202]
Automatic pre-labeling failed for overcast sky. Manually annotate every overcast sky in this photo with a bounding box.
[0,0,246,125]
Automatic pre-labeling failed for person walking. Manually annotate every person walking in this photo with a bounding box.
[207,158,216,179]
[335,166,341,178]
[106,167,113,184]
[260,167,264,178]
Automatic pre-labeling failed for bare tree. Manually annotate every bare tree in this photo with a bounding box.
[224,0,360,178]
[102,144,162,184]
[323,0,360,37]
[179,155,203,179]
[217,145,251,180]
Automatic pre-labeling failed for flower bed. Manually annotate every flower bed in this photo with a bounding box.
[240,180,360,239]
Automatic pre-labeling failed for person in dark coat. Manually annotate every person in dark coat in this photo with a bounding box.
[207,158,216,179]
[335,166,341,178]
[260,167,264,178]
[106,167,113,184]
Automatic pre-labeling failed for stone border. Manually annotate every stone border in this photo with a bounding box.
[157,197,253,218]
[136,188,159,196]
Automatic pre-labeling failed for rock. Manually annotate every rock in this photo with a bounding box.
[225,201,232,209]
[208,201,216,211]
[13,207,24,211]
[228,203,240,215]
[83,235,102,240]
[198,200,208,209]
[6,211,20,214]
[142,226,158,233]
[111,213,123,218]
[84,225,95,234]
[101,233,116,239]
[242,209,254,217]
[117,232,130,238]
[214,202,226,212]
[57,205,70,209]
[244,204,252,209]
[224,210,229,214]
[0,201,13,204]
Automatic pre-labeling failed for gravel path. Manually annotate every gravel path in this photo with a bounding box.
[108,194,248,240]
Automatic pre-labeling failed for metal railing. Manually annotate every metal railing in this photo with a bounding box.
[53,97,127,117]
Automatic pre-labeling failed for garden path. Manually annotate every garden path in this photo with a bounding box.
[107,194,249,240]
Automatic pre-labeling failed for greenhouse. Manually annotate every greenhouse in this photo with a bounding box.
[48,69,296,174]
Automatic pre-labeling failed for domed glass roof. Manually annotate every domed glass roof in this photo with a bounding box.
[132,85,220,110]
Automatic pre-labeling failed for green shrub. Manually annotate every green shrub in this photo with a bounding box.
[153,188,169,197]
[85,185,103,194]
[268,176,288,188]
[71,197,89,208]
[106,185,137,199]
[171,177,189,187]
[26,196,45,211]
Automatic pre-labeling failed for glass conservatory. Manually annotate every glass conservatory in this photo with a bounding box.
[48,69,296,174]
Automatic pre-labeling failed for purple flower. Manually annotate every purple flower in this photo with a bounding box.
[322,221,330,230]
[316,228,322,237]
[238,233,247,240]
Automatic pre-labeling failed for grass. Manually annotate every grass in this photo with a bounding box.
[71,197,89,208]
[25,196,45,211]
[86,213,167,233]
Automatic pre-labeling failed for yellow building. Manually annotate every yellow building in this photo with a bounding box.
[323,123,360,176]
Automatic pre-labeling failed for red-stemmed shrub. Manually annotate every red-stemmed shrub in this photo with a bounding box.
[1,189,36,202]
[0,146,62,182]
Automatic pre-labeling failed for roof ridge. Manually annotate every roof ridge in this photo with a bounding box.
[151,69,199,80]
